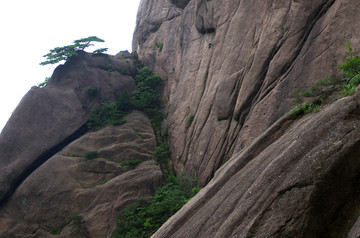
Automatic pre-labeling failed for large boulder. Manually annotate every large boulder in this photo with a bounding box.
[133,0,360,184]
[0,51,137,204]
[0,111,162,237]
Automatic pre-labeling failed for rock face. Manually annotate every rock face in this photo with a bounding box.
[0,51,137,204]
[0,111,162,237]
[133,0,360,185]
[0,50,165,237]
[133,0,360,236]
[152,91,360,237]
[1,0,360,237]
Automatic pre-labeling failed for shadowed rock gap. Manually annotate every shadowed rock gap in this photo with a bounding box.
[0,123,89,208]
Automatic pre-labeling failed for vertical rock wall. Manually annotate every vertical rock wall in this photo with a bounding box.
[133,0,360,184]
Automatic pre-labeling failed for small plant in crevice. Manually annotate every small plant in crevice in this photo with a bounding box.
[120,159,144,169]
[101,178,111,184]
[186,115,195,128]
[288,102,321,120]
[289,42,360,120]
[300,75,344,98]
[66,153,84,158]
[67,215,84,232]
[155,141,171,173]
[154,41,164,52]
[337,42,360,81]
[84,151,99,161]
[291,90,302,104]
[85,87,98,97]
[222,155,231,165]
[47,227,62,235]
[134,130,144,139]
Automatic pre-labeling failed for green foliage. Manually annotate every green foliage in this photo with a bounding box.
[186,115,195,128]
[154,41,164,52]
[40,36,107,66]
[67,153,83,157]
[291,90,302,104]
[332,141,342,145]
[288,106,303,120]
[48,227,62,235]
[337,42,360,80]
[112,175,201,238]
[343,83,356,96]
[86,87,98,97]
[116,91,132,112]
[67,215,84,232]
[289,42,360,119]
[92,48,108,55]
[222,155,231,165]
[155,142,171,164]
[87,68,163,131]
[38,76,51,88]
[134,130,144,139]
[120,159,143,169]
[101,178,111,184]
[67,215,83,225]
[338,42,360,95]
[288,102,321,120]
[301,75,343,98]
[87,101,129,130]
[84,151,99,161]
[131,67,163,121]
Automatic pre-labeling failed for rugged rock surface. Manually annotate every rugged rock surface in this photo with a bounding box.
[134,0,360,184]
[0,111,162,237]
[153,89,360,238]
[1,0,360,237]
[0,51,137,204]
[0,50,166,237]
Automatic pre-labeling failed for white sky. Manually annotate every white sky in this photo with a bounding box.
[0,0,141,133]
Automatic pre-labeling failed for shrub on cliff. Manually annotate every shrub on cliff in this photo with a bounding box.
[289,42,360,119]
[131,67,163,120]
[338,42,360,83]
[112,175,201,238]
[40,36,108,66]
[87,67,163,130]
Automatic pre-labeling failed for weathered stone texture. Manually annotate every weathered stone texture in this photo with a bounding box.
[133,0,360,236]
[0,51,137,204]
[134,0,360,185]
[0,111,162,237]
[152,89,360,238]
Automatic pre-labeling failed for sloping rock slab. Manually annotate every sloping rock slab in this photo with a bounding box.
[153,92,360,237]
[0,51,137,204]
[0,111,162,238]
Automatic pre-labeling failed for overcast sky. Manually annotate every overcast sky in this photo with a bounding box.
[0,0,141,133]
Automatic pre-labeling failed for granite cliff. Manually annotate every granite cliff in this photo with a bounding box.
[0,0,360,237]
[134,0,360,185]
[134,0,360,237]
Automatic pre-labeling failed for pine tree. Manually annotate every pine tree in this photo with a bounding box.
[40,36,107,66]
